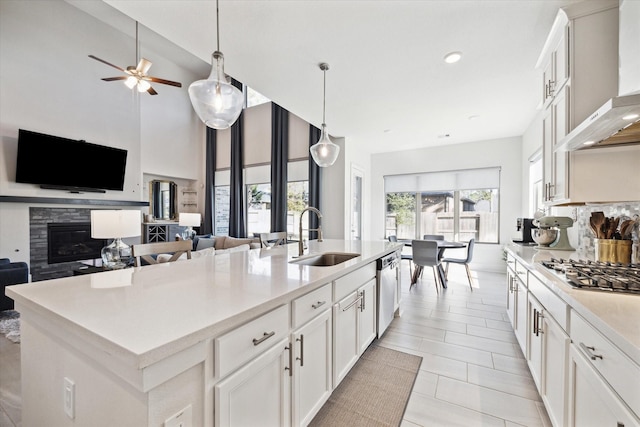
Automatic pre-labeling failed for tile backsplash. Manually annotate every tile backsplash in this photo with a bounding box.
[574,202,640,263]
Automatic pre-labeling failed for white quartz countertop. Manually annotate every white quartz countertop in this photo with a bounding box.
[506,244,640,363]
[7,239,401,368]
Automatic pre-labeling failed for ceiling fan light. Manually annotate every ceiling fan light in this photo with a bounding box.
[124,76,137,89]
[189,52,243,129]
[310,124,340,167]
[137,79,151,92]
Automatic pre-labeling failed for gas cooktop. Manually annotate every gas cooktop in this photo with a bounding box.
[541,258,640,295]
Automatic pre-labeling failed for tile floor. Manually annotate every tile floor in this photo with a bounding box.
[0,266,551,427]
[380,264,551,427]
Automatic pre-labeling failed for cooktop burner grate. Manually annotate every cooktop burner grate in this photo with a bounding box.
[541,258,640,294]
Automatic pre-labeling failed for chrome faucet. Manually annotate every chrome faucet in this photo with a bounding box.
[299,207,323,256]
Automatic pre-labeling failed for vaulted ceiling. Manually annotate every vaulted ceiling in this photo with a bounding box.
[73,0,583,154]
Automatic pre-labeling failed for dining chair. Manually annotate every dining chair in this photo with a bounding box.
[423,234,444,240]
[259,232,287,248]
[442,238,475,290]
[131,240,192,267]
[411,239,441,293]
[388,236,413,277]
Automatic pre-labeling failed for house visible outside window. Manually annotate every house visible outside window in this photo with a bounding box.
[247,183,271,237]
[214,185,230,236]
[287,180,309,240]
[384,167,501,243]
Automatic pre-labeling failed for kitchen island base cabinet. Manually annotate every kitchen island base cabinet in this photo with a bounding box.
[332,277,377,387]
[292,310,332,427]
[568,345,639,427]
[215,338,291,427]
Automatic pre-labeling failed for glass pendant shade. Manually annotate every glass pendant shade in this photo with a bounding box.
[310,124,340,167]
[189,52,244,129]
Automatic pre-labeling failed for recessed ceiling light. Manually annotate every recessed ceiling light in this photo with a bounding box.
[438,133,451,139]
[383,129,392,133]
[444,52,462,64]
[583,140,595,146]
[622,114,639,120]
[468,115,480,120]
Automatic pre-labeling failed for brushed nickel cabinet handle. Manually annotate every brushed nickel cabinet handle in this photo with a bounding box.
[359,290,365,312]
[342,296,362,312]
[536,310,544,336]
[252,331,275,346]
[579,342,603,361]
[296,334,304,367]
[312,301,326,309]
[284,343,293,376]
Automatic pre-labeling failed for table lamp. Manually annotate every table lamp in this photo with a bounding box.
[91,210,141,269]
[179,213,201,240]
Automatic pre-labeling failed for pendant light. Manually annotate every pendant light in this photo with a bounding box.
[188,0,244,129]
[310,63,340,167]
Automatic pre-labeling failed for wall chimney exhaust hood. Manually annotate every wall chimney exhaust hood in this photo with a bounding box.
[556,93,640,151]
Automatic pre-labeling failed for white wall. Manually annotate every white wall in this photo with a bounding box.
[370,137,523,272]
[0,0,206,261]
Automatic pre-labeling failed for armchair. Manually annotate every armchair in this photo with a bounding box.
[1,258,29,311]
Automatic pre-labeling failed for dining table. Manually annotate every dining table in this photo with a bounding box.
[400,239,467,289]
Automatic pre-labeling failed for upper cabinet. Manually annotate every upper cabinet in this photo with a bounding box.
[536,0,620,205]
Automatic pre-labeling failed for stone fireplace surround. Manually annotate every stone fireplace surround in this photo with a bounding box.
[29,207,144,282]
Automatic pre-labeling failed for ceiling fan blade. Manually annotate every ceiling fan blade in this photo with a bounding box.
[146,76,182,88]
[88,55,125,72]
[101,76,128,82]
[147,86,158,95]
[137,58,152,75]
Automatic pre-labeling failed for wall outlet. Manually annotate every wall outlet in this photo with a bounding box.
[63,377,75,419]
[164,404,192,427]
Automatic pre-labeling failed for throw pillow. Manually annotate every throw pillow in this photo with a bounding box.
[192,234,213,251]
[227,244,250,253]
[195,237,216,251]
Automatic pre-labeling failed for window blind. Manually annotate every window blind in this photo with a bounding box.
[384,167,501,193]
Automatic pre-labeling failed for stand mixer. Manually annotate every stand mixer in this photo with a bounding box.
[534,216,575,250]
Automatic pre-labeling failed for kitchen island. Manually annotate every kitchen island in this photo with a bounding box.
[7,239,402,427]
[505,244,640,427]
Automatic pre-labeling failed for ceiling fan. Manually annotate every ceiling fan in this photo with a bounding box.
[89,21,182,95]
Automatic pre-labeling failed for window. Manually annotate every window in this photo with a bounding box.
[287,180,309,239]
[247,183,271,237]
[214,185,230,236]
[384,168,500,243]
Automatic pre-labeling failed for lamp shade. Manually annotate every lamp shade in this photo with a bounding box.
[310,124,340,167]
[179,213,201,227]
[188,52,244,129]
[90,210,141,239]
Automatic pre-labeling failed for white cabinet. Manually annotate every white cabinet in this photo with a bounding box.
[506,256,527,352]
[291,310,332,427]
[215,338,291,427]
[540,311,570,427]
[527,295,544,388]
[333,278,377,387]
[568,344,639,427]
[358,278,377,354]
[537,0,619,206]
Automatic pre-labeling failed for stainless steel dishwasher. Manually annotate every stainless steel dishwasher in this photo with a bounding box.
[376,250,400,337]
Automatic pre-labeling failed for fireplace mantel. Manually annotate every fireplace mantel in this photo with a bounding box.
[0,196,148,206]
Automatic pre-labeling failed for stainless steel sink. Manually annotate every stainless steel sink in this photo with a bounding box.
[289,252,359,267]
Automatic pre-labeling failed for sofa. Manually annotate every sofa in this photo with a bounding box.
[155,235,261,263]
[1,258,29,311]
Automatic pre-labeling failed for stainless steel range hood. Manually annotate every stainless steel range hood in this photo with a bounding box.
[556,93,640,151]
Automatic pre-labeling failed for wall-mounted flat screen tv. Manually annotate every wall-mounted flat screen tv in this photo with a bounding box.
[16,129,128,193]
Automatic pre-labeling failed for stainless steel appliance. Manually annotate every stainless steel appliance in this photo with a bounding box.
[513,218,537,244]
[541,258,640,294]
[376,251,400,337]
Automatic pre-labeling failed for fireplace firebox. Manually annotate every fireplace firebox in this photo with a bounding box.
[47,223,106,264]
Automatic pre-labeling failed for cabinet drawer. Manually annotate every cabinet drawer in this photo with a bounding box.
[514,261,528,285]
[528,274,568,331]
[292,283,332,329]
[571,310,640,417]
[334,262,376,301]
[215,305,289,379]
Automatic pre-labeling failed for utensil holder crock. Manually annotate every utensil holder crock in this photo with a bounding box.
[594,239,632,264]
